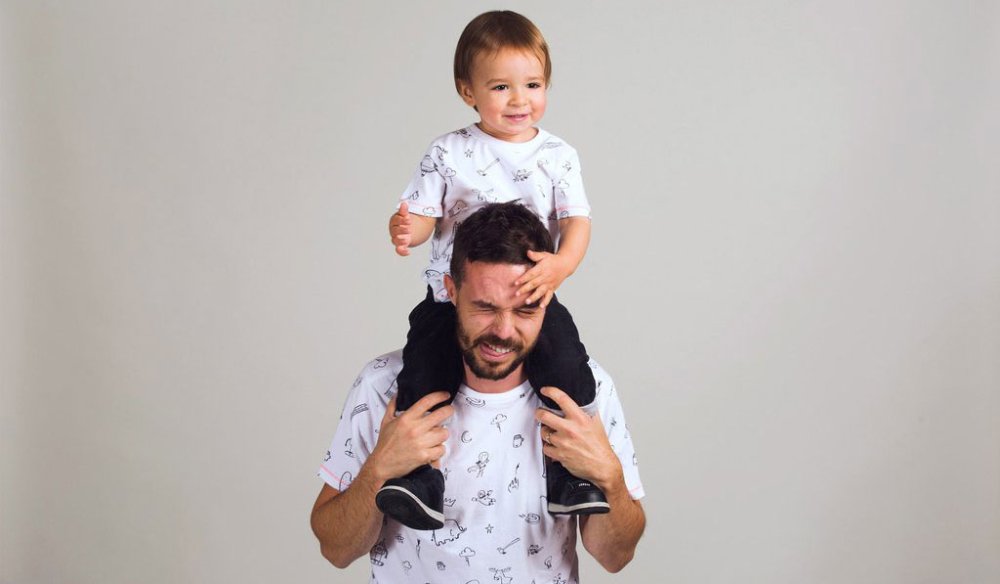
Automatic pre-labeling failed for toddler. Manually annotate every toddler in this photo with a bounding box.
[378,10,605,531]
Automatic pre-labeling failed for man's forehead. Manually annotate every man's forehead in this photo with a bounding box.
[462,262,529,303]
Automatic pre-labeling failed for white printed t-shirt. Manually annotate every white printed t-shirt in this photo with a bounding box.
[318,350,643,584]
[399,125,592,302]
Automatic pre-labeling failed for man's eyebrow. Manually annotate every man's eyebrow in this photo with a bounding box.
[471,300,497,310]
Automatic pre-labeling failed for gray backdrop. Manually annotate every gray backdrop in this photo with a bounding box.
[2,1,998,583]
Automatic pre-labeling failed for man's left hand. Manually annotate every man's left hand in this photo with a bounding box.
[535,386,622,490]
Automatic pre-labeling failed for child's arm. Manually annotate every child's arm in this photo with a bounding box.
[515,216,591,307]
[389,202,436,257]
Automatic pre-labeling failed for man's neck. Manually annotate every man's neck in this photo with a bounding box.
[462,364,527,394]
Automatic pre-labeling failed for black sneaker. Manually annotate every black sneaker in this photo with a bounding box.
[546,459,610,515]
[375,464,445,530]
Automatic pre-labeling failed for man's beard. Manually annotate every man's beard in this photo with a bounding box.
[456,321,535,381]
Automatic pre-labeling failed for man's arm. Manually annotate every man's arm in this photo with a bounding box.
[310,392,453,568]
[536,386,645,573]
[310,469,387,568]
[579,473,645,572]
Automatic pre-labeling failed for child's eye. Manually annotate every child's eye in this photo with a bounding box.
[491,84,508,91]
[527,82,542,89]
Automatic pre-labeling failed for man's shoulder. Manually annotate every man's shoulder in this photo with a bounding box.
[346,349,402,408]
[587,358,620,403]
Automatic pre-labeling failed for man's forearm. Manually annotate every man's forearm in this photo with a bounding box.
[311,465,386,568]
[579,475,645,573]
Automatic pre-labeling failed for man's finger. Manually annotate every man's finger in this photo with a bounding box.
[405,391,452,417]
[540,386,586,419]
[422,403,455,428]
[398,201,410,217]
[536,410,572,433]
[382,396,398,426]
[395,245,410,256]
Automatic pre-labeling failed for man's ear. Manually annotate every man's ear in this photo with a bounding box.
[444,274,458,305]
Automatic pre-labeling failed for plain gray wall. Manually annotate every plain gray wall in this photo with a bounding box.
[2,1,998,583]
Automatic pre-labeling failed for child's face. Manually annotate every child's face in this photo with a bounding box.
[459,48,547,143]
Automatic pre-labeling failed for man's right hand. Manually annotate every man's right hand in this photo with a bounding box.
[368,391,453,483]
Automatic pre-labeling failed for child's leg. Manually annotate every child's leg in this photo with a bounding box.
[526,296,597,411]
[396,288,464,411]
[526,297,609,516]
[378,288,462,530]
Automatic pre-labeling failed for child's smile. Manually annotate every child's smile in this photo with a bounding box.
[459,48,548,143]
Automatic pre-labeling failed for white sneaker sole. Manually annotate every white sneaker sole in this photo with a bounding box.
[376,485,445,526]
[547,500,611,514]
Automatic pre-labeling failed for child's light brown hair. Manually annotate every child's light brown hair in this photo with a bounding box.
[453,11,552,96]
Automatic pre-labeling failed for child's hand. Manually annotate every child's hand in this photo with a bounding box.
[389,202,414,256]
[515,250,572,308]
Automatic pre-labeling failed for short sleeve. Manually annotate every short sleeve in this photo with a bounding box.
[593,367,644,500]
[554,147,592,220]
[316,358,394,491]
[397,141,451,218]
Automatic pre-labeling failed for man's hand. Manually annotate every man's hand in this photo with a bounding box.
[389,202,415,256]
[514,250,572,307]
[535,386,622,491]
[368,391,453,482]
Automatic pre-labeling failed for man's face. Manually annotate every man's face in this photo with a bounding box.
[445,261,546,382]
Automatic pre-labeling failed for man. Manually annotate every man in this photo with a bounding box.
[311,203,645,582]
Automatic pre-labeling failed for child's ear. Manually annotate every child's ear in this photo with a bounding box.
[458,82,476,108]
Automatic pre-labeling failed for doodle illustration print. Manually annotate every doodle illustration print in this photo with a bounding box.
[508,463,520,492]
[468,452,489,478]
[497,538,520,555]
[370,539,387,566]
[420,155,457,184]
[460,547,476,566]
[478,157,500,176]
[432,518,467,546]
[472,489,496,506]
[338,471,353,490]
[491,413,507,433]
[490,566,513,584]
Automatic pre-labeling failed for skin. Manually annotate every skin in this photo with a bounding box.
[310,261,645,572]
[457,48,548,143]
[388,47,593,307]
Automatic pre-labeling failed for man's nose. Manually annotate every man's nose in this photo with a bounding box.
[491,312,515,339]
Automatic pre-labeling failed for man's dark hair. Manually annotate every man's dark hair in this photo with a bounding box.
[450,203,554,287]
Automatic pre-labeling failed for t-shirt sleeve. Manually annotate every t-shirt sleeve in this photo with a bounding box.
[397,140,451,218]
[554,147,592,220]
[316,363,390,492]
[593,370,645,500]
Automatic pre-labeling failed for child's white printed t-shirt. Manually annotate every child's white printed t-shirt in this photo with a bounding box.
[318,350,643,584]
[399,124,592,302]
